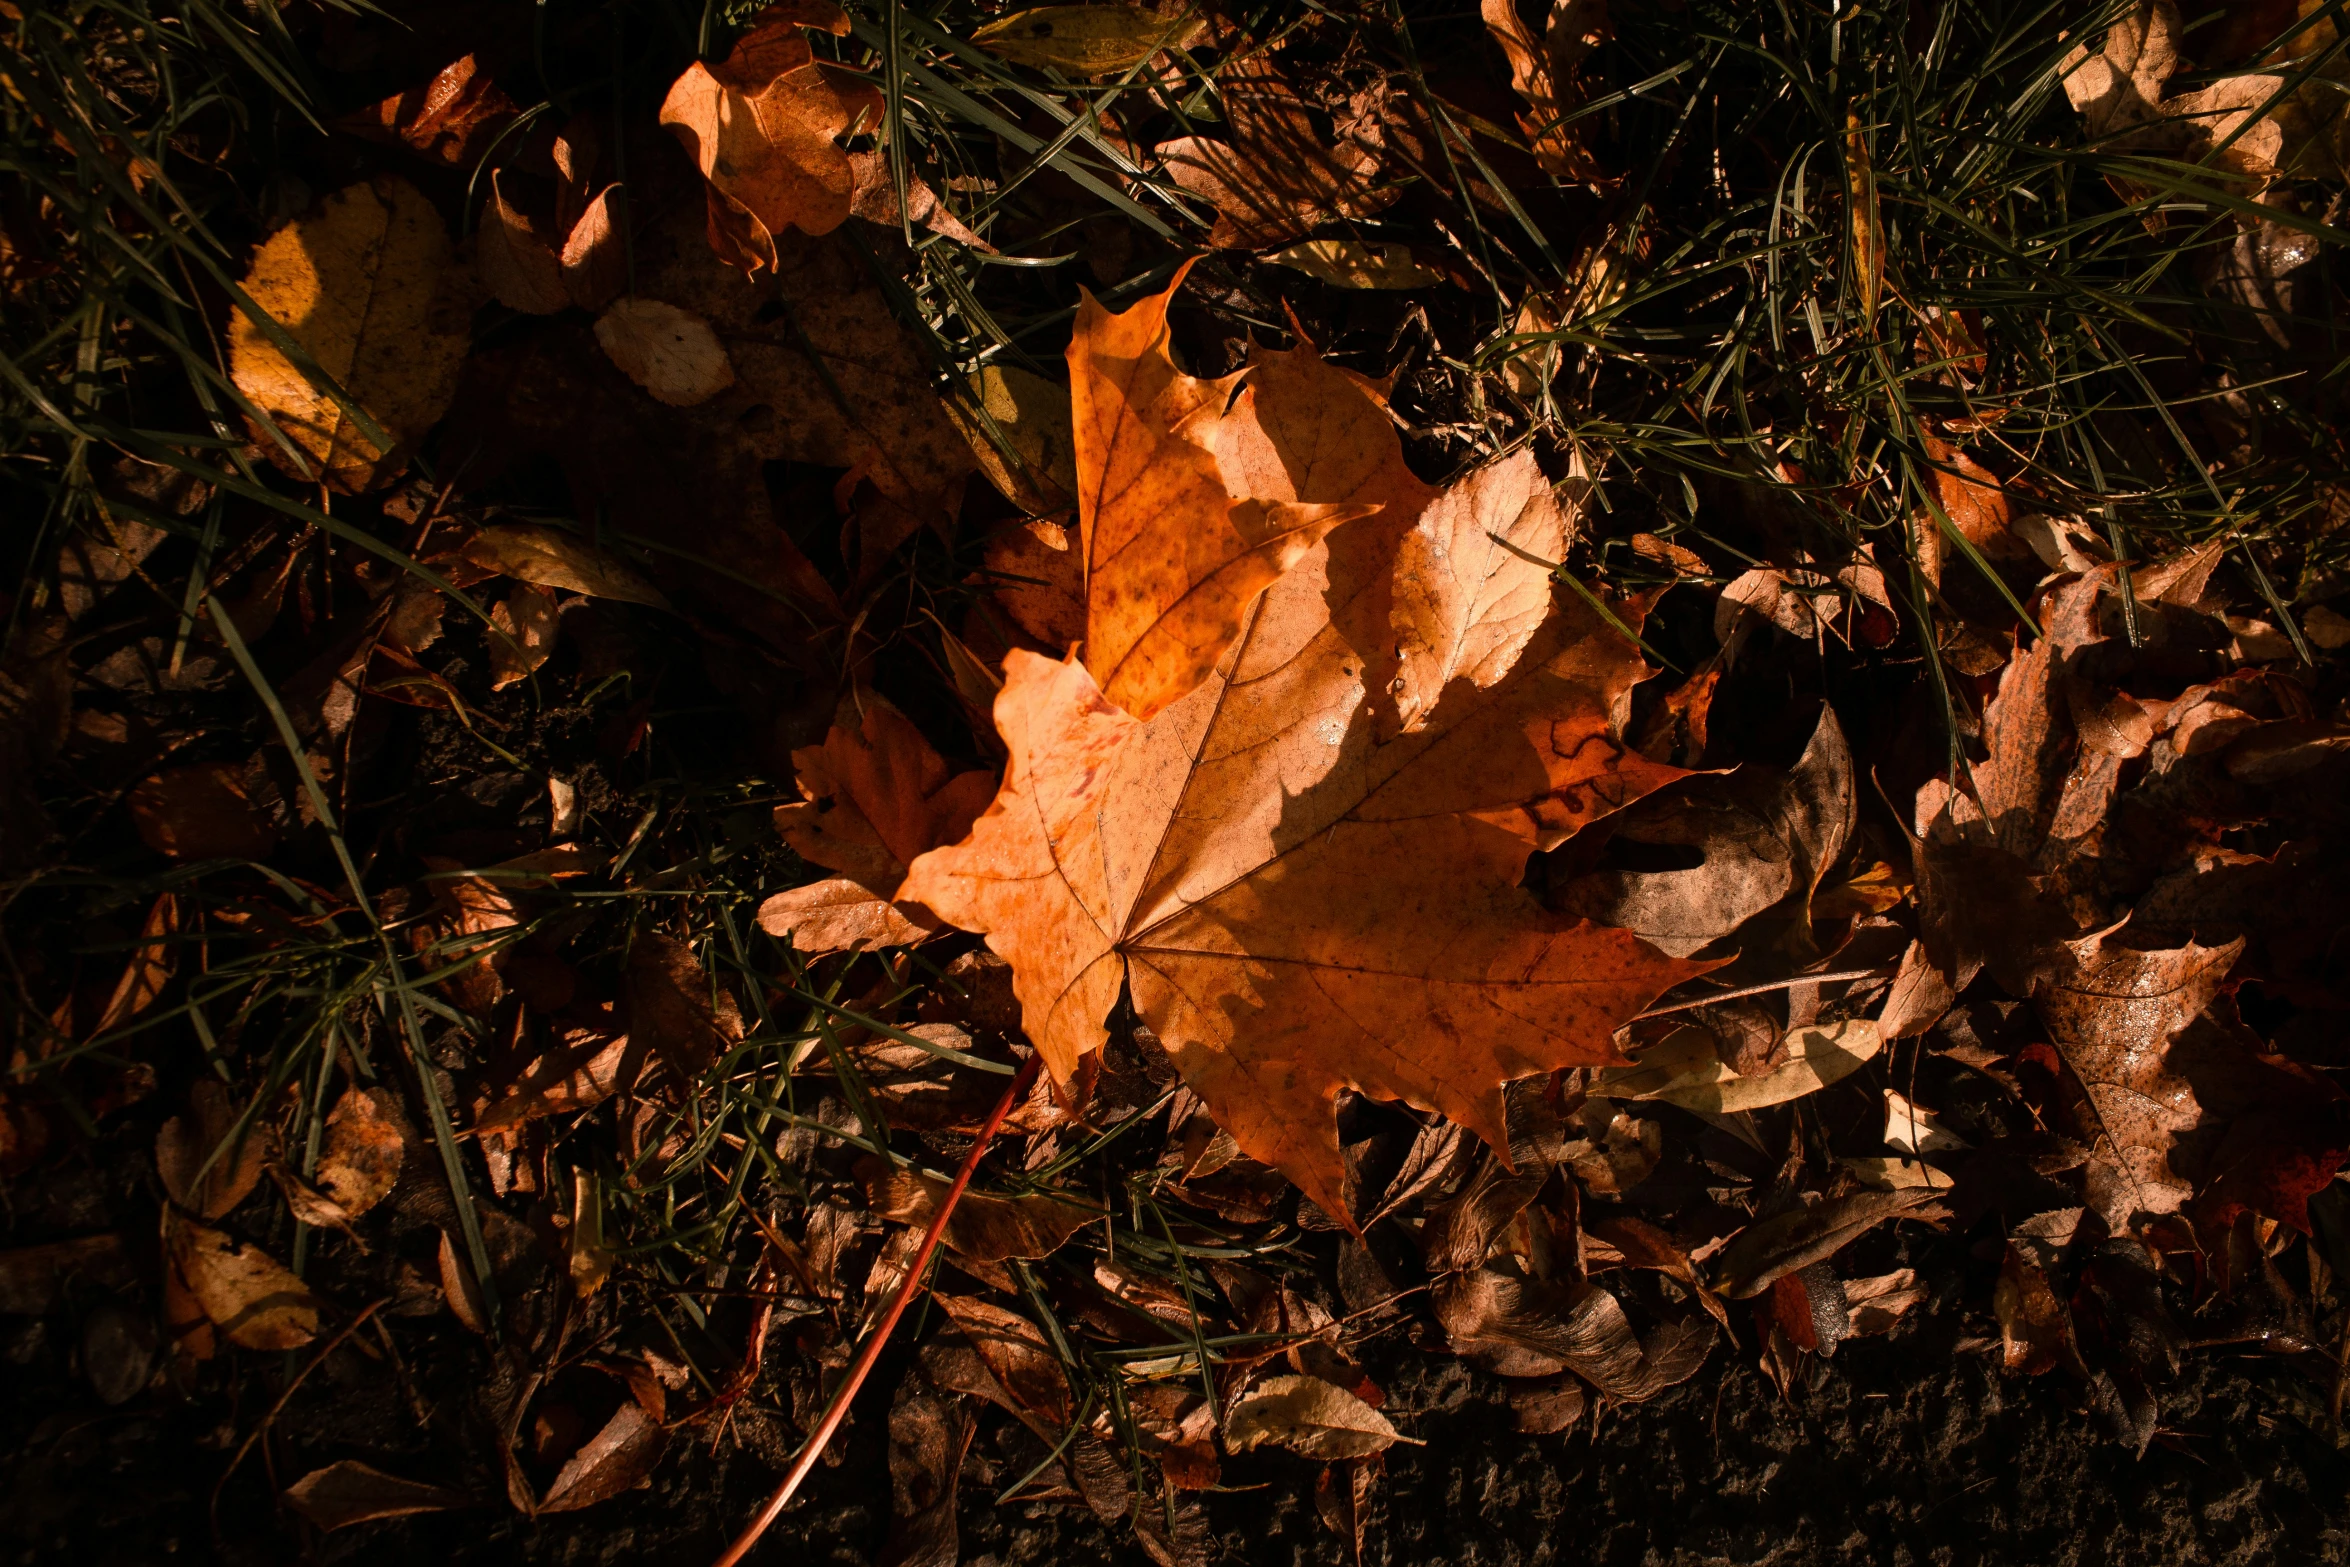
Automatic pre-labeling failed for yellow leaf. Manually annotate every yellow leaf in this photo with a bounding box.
[228,177,473,492]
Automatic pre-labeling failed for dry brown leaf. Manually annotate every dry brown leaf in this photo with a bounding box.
[343,54,518,167]
[1711,1189,1944,1300]
[283,1461,471,1532]
[882,1376,974,1567]
[2037,932,2243,1230]
[487,584,560,689]
[1595,1019,1883,1114]
[594,298,737,407]
[166,1215,319,1349]
[460,522,673,610]
[774,695,998,895]
[537,1398,669,1513]
[229,176,473,492]
[92,892,176,1036]
[860,1157,1097,1261]
[477,170,570,314]
[1264,238,1445,290]
[1482,0,1614,185]
[313,1087,407,1225]
[125,761,276,861]
[624,933,743,1081]
[929,1293,1075,1434]
[956,365,1078,515]
[1067,266,1376,719]
[1154,55,1397,251]
[757,877,933,953]
[1225,1374,1409,1459]
[559,187,628,312]
[901,476,1702,1219]
[974,4,1205,75]
[156,1080,267,1219]
[0,1234,134,1315]
[661,2,980,275]
[438,1229,491,1336]
[1553,703,1854,953]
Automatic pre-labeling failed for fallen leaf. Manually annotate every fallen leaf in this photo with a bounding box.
[166,1216,319,1349]
[624,933,743,1081]
[1595,1019,1883,1115]
[1884,1088,1969,1155]
[0,1234,133,1314]
[881,1376,973,1567]
[1064,266,1375,719]
[156,1080,267,1219]
[774,695,998,895]
[460,523,674,610]
[955,365,1078,515]
[1553,704,1854,953]
[1994,1243,2076,1375]
[1433,1267,1714,1397]
[902,496,1703,1220]
[859,1156,1098,1261]
[757,877,933,953]
[475,1028,634,1133]
[973,4,1205,75]
[229,176,473,492]
[537,1398,669,1513]
[1225,1373,1408,1460]
[1155,55,1398,250]
[1482,0,1614,185]
[1711,1189,1944,1299]
[982,518,1087,649]
[439,1230,490,1335]
[1842,1268,1928,1337]
[313,1087,407,1224]
[343,54,518,167]
[477,170,570,314]
[928,1293,1075,1434]
[91,892,176,1036]
[594,298,737,407]
[125,761,277,861]
[284,1461,471,1532]
[1263,238,1444,290]
[2036,932,2243,1230]
[487,584,560,688]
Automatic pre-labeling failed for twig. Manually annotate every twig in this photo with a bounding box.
[712,1051,1044,1567]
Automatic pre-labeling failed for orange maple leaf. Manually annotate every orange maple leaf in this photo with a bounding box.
[904,435,1704,1218]
[1068,265,1378,720]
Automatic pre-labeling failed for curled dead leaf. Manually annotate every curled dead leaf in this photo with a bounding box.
[460,523,673,610]
[284,1461,471,1532]
[859,1156,1097,1262]
[758,877,933,953]
[974,4,1205,75]
[537,1398,669,1513]
[1595,1019,1883,1115]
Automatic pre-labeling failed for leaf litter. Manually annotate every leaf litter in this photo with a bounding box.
[7,0,2350,1561]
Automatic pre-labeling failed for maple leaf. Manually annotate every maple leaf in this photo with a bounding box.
[1068,267,1389,720]
[660,1,983,280]
[902,445,1702,1219]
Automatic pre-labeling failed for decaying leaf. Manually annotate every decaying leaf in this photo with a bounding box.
[859,1156,1098,1261]
[284,1461,471,1532]
[343,54,517,168]
[460,523,673,611]
[312,1087,408,1225]
[881,1375,973,1567]
[1595,1019,1883,1115]
[487,584,560,689]
[1483,0,1614,185]
[156,1080,267,1219]
[1712,1189,1944,1299]
[2037,932,2242,1230]
[1064,267,1375,719]
[974,4,1205,75]
[594,298,737,407]
[1225,1373,1407,1459]
[1264,238,1445,290]
[125,762,277,862]
[165,1216,320,1349]
[624,932,743,1081]
[758,877,933,953]
[537,1397,669,1513]
[228,177,473,492]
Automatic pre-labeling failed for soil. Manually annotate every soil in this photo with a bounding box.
[10,1165,2347,1567]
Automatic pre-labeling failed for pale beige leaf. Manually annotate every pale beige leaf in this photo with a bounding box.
[1224,1374,1408,1460]
[1596,1019,1883,1114]
[595,298,737,407]
[757,877,932,953]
